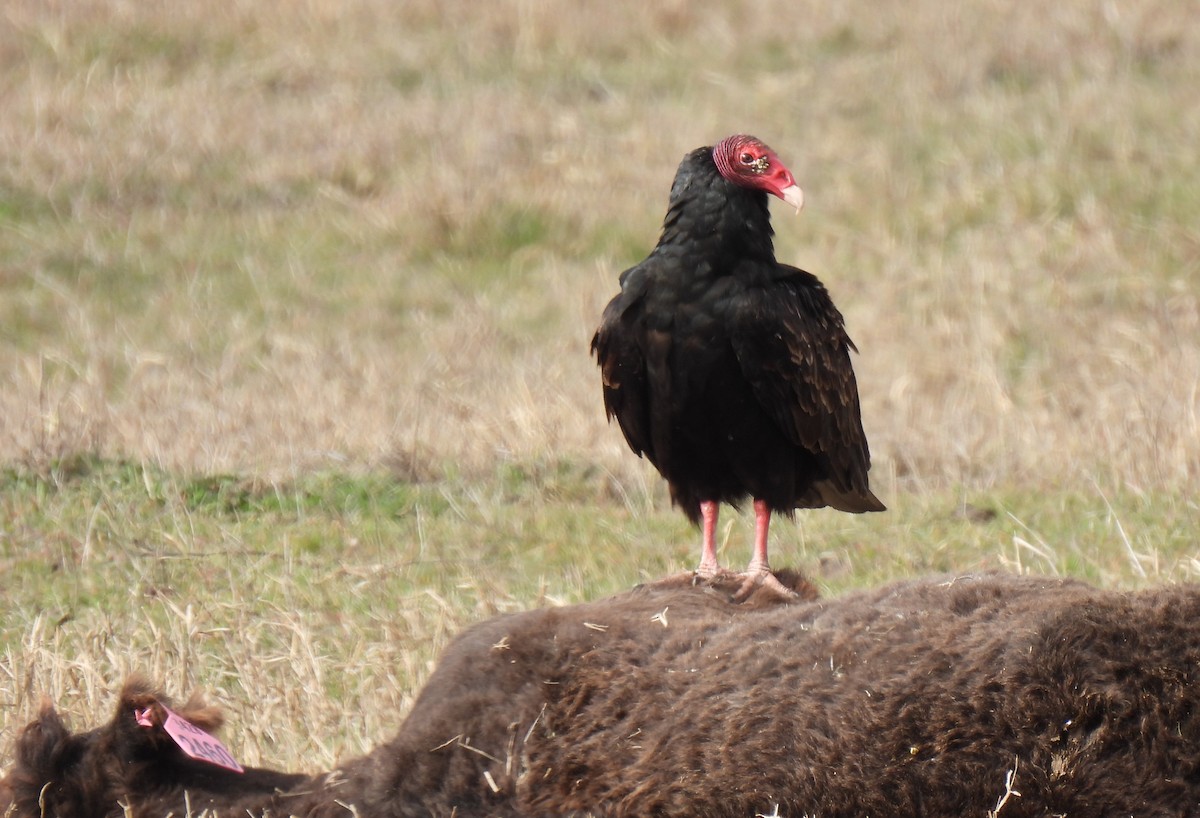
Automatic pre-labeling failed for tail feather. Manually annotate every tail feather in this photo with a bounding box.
[816,482,886,513]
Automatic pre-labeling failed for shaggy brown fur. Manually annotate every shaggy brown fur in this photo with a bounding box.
[5,572,1200,817]
[0,678,308,818]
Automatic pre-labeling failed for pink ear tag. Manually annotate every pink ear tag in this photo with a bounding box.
[147,705,245,773]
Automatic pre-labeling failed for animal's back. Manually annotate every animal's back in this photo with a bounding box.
[520,574,1200,818]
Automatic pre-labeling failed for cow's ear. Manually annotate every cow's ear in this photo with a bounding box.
[115,676,194,761]
[118,676,160,707]
[176,691,225,734]
[16,700,72,771]
[2,703,77,817]
[122,685,225,735]
[119,676,168,727]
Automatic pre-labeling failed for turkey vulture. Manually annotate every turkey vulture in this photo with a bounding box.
[592,134,884,597]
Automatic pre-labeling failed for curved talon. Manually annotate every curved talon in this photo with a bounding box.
[643,567,799,605]
[733,568,800,603]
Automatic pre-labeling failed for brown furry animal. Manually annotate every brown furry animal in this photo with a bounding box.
[0,678,307,818]
[5,572,1200,817]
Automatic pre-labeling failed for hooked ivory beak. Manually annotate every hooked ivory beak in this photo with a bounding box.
[779,184,804,212]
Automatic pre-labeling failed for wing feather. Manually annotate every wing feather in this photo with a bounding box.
[591,265,653,460]
[728,265,875,495]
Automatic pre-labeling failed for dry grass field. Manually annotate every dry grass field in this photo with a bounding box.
[1,0,1198,772]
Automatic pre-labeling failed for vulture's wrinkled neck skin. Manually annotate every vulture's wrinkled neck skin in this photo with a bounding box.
[656,147,777,267]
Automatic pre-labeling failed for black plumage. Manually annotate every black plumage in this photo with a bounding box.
[592,135,884,595]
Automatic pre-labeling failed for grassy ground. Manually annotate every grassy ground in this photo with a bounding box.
[1,0,1198,771]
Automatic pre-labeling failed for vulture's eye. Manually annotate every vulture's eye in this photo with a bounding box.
[739,151,769,173]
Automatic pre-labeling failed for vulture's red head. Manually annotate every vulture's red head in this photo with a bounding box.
[712,135,804,211]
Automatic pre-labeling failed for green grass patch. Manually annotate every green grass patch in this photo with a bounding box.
[4,457,1192,629]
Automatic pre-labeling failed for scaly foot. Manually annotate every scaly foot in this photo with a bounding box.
[733,566,801,603]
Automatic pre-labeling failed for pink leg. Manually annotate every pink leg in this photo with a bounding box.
[735,499,797,601]
[696,500,720,578]
[746,499,771,574]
